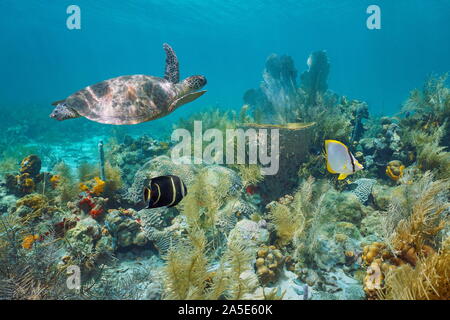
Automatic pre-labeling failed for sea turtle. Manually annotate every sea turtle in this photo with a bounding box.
[50,43,207,125]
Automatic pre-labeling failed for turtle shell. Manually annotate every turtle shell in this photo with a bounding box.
[65,75,177,125]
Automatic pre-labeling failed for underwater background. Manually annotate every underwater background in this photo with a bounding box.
[0,0,449,300]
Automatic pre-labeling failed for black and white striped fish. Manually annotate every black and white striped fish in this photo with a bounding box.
[143,175,187,208]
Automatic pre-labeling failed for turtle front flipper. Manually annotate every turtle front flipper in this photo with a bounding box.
[168,90,207,112]
[163,43,179,84]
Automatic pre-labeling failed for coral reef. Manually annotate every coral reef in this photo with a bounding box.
[0,45,449,301]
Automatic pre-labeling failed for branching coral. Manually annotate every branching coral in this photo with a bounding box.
[399,75,450,178]
[417,142,450,179]
[380,242,450,300]
[232,164,264,187]
[53,161,78,205]
[223,239,256,300]
[402,74,450,130]
[162,222,257,300]
[364,172,450,300]
[0,215,71,300]
[180,167,237,234]
[77,162,98,182]
[162,227,211,299]
[103,162,123,196]
[268,177,314,247]
[387,172,449,256]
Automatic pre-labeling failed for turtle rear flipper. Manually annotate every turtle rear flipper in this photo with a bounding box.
[169,90,206,112]
[163,43,179,84]
[51,99,66,106]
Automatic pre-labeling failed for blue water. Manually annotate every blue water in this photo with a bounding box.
[0,0,449,132]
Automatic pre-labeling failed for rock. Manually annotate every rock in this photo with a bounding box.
[323,269,365,300]
[65,217,113,256]
[145,282,163,300]
[105,209,148,248]
[360,210,384,239]
[308,189,364,271]
[371,184,393,210]
[202,165,243,198]
[319,189,364,224]
[228,219,270,252]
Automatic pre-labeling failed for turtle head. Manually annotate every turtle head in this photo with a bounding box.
[169,76,207,112]
[50,103,80,121]
[181,75,207,94]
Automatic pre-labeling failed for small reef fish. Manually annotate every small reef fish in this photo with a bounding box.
[143,175,187,208]
[325,140,363,180]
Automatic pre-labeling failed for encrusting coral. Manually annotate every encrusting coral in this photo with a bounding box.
[255,245,285,285]
[386,160,405,181]
[21,234,40,250]
[4,155,55,196]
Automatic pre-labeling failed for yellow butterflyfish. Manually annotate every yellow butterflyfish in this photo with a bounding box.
[324,140,363,180]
